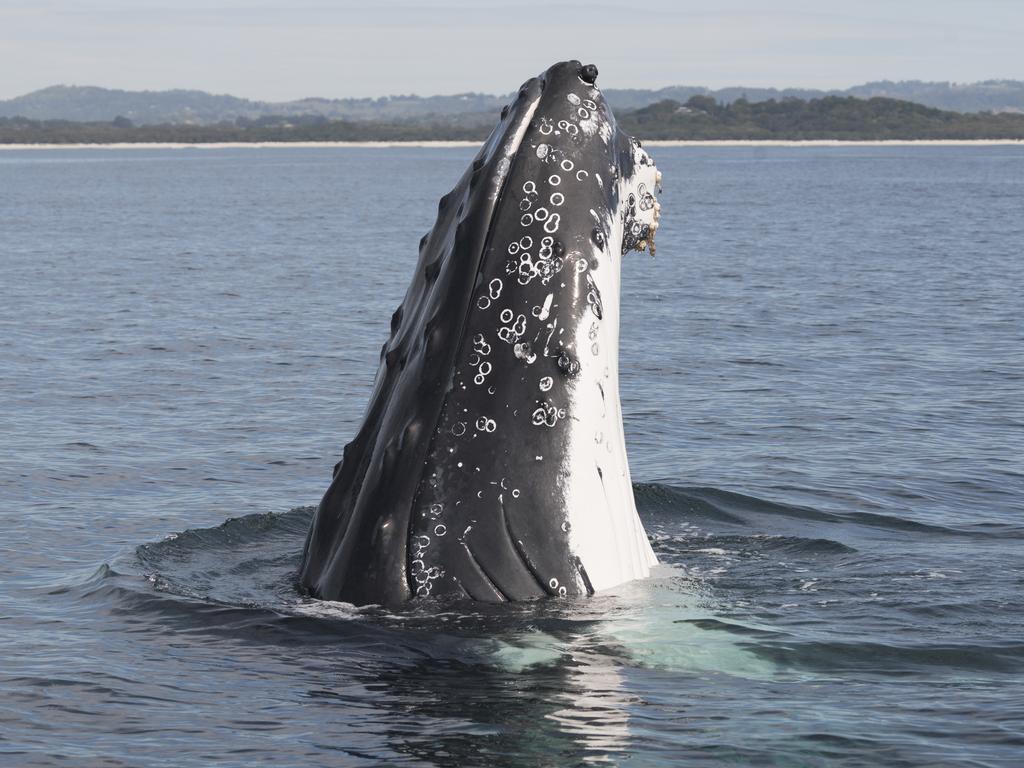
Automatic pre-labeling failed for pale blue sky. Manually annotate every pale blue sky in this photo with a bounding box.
[1,0,1021,100]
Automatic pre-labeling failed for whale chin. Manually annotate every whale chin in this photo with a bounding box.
[299,60,661,606]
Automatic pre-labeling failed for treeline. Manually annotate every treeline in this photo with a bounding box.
[0,114,489,143]
[4,95,1024,143]
[618,95,1024,140]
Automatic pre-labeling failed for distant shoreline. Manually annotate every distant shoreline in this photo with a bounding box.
[2,139,1023,151]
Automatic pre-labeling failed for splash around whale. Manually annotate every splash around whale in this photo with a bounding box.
[299,61,663,606]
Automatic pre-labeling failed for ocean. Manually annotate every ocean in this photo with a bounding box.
[1,144,1022,766]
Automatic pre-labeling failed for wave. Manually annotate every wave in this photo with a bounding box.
[751,639,1024,674]
[635,483,1024,538]
[68,481,972,619]
[51,482,1022,681]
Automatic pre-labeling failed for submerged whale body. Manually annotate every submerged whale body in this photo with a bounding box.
[300,61,662,606]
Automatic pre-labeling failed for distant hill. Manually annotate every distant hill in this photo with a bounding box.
[0,85,508,125]
[617,96,1024,140]
[2,80,1023,125]
[844,80,1024,113]
[606,80,1024,114]
[4,94,1024,143]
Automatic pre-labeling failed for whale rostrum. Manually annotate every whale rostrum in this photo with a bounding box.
[299,61,661,606]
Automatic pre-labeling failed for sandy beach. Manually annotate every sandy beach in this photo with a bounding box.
[1,139,1023,150]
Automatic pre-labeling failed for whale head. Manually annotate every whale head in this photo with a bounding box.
[300,61,661,605]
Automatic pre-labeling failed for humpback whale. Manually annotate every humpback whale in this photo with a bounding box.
[299,61,661,606]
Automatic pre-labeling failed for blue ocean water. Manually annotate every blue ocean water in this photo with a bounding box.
[1,145,1022,767]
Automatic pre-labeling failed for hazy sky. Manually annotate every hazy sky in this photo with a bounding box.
[2,0,1021,100]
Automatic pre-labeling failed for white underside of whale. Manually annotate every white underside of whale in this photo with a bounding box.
[562,157,660,592]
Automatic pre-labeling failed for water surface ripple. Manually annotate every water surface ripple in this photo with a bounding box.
[1,146,1022,767]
